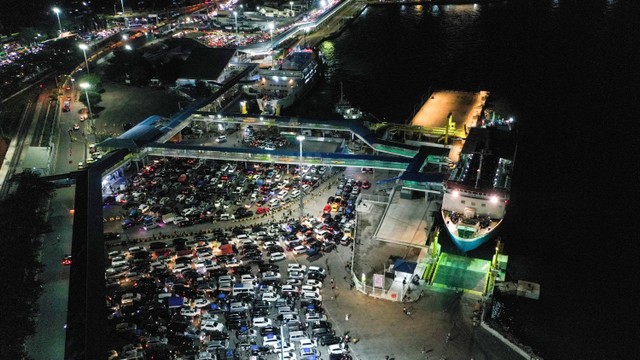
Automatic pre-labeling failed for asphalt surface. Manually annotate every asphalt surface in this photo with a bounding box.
[103,165,521,359]
[26,65,182,359]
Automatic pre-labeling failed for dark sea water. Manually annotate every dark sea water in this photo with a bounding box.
[291,1,639,358]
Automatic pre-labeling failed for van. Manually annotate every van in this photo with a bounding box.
[111,258,127,268]
[156,293,172,303]
[288,331,306,343]
[128,246,146,254]
[233,283,254,296]
[278,306,296,316]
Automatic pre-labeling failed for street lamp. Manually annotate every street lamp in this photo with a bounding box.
[290,1,294,12]
[78,43,90,74]
[269,22,275,67]
[52,7,62,35]
[120,0,128,28]
[233,11,238,35]
[296,135,305,220]
[79,82,93,123]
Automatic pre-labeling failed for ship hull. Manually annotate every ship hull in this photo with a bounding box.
[442,213,503,252]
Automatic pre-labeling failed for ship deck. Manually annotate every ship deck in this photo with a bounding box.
[431,253,491,296]
[409,90,489,163]
[410,90,489,129]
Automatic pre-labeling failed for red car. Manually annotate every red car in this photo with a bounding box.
[257,207,270,214]
[362,180,371,189]
[323,204,332,214]
[62,255,72,266]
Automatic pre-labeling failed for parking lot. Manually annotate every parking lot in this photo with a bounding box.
[101,158,381,359]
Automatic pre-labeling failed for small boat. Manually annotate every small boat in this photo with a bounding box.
[335,82,364,120]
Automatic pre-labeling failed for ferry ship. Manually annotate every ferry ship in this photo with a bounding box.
[441,124,516,252]
[244,47,320,115]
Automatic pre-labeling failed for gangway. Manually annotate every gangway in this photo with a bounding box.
[143,142,413,171]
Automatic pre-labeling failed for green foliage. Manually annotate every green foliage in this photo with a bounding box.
[0,173,53,359]
[16,27,39,46]
[79,90,102,109]
[76,73,102,90]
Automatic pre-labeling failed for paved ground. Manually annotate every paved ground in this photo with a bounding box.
[92,80,183,143]
[25,188,74,359]
[103,165,522,359]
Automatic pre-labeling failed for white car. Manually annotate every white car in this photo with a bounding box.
[305,279,323,288]
[252,317,273,328]
[200,313,219,322]
[229,302,250,312]
[299,338,317,349]
[240,274,257,283]
[299,347,321,358]
[180,307,200,317]
[286,278,302,286]
[269,252,286,262]
[328,344,347,354]
[262,292,280,302]
[201,321,224,332]
[272,342,295,353]
[281,285,300,294]
[262,271,282,281]
[172,263,190,273]
[292,245,307,255]
[262,240,279,250]
[139,204,150,213]
[193,298,211,308]
[288,271,304,280]
[305,313,327,322]
[302,291,322,302]
[262,335,282,348]
[282,352,297,360]
[268,198,281,208]
[307,266,326,276]
[300,285,320,294]
[287,264,307,273]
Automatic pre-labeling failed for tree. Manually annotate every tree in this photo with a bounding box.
[0,173,54,359]
[79,90,102,109]
[76,73,102,90]
[17,27,39,46]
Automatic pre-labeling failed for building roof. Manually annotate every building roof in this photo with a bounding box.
[393,259,417,274]
[178,47,237,82]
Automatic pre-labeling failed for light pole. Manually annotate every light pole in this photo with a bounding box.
[120,0,128,28]
[290,1,294,12]
[79,43,90,74]
[269,22,275,68]
[79,82,93,126]
[304,27,309,47]
[296,135,305,220]
[233,11,238,35]
[52,7,62,35]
